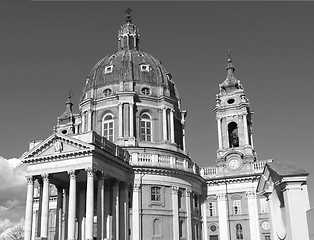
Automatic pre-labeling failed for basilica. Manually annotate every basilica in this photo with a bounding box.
[21,11,311,240]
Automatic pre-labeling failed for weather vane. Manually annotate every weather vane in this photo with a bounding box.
[125,8,132,23]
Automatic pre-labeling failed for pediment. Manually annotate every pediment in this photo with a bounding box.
[21,133,94,162]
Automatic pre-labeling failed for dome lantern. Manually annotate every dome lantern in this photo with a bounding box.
[118,8,140,51]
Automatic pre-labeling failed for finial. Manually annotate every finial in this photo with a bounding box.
[227,49,232,62]
[68,89,72,101]
[125,8,132,23]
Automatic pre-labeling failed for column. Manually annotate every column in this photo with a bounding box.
[243,114,249,145]
[186,189,192,240]
[170,109,175,143]
[162,107,167,141]
[97,173,105,240]
[246,191,260,240]
[37,181,43,238]
[123,184,129,240]
[24,176,34,240]
[55,187,63,240]
[172,186,179,240]
[67,170,77,240]
[201,199,209,240]
[217,193,229,240]
[217,118,222,149]
[132,184,141,240]
[40,174,49,239]
[112,181,120,240]
[104,183,111,239]
[31,211,36,240]
[85,168,95,240]
[129,103,134,137]
[119,103,123,138]
[61,189,68,240]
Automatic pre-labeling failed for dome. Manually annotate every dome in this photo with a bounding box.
[80,19,179,103]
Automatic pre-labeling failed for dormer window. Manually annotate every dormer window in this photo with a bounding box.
[104,65,113,74]
[140,64,150,72]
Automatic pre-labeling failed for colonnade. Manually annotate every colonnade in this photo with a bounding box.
[24,169,130,240]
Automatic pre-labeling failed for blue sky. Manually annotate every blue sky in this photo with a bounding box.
[0,0,314,233]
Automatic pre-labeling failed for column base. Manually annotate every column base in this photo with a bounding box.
[36,238,47,240]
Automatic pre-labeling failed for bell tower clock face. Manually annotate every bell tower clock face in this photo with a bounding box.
[227,157,242,170]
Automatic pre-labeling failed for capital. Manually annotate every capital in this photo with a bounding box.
[186,188,192,197]
[85,167,95,177]
[246,191,256,199]
[68,170,77,179]
[172,186,179,194]
[26,175,34,185]
[133,183,141,192]
[41,173,49,182]
[216,193,226,201]
[97,171,106,179]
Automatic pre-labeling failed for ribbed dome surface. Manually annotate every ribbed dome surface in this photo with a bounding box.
[82,49,179,101]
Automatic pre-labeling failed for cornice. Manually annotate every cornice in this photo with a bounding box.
[133,166,205,185]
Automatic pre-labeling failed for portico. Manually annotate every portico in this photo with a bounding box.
[22,131,133,240]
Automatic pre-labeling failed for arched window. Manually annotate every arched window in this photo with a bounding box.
[153,218,161,236]
[228,122,239,147]
[236,224,243,240]
[140,113,152,141]
[102,113,114,142]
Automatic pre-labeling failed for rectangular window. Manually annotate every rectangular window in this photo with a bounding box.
[232,200,242,215]
[260,198,268,213]
[207,202,217,217]
[151,187,161,201]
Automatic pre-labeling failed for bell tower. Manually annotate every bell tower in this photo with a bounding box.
[214,54,256,167]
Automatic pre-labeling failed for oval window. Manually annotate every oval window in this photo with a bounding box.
[103,89,112,97]
[227,98,235,104]
[141,87,150,95]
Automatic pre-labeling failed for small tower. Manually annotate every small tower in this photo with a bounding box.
[56,92,75,135]
[214,53,256,167]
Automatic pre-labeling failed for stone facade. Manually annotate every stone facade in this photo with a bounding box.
[21,11,310,240]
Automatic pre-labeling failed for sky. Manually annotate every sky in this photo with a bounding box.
[0,0,314,233]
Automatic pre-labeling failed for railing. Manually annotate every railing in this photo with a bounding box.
[130,152,200,175]
[200,159,273,179]
[73,131,130,163]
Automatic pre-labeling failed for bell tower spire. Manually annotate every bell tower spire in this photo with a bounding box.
[214,52,256,167]
[118,8,140,51]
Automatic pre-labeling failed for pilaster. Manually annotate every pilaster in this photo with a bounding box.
[217,193,229,240]
[172,186,179,240]
[246,190,260,240]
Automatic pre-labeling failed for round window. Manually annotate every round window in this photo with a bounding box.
[227,98,235,104]
[141,87,150,95]
[210,225,217,232]
[103,89,112,97]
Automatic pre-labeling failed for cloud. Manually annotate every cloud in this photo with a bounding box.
[0,156,27,234]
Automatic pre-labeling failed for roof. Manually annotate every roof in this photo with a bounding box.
[266,161,308,177]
